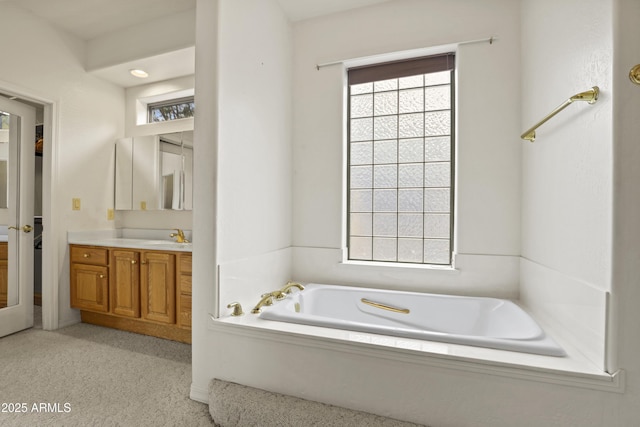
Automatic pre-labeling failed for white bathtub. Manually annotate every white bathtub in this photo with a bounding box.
[259,283,565,357]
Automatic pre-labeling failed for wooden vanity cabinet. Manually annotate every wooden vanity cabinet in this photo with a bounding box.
[0,242,8,308]
[141,251,176,324]
[70,244,191,344]
[70,246,109,312]
[177,254,192,330]
[110,249,140,318]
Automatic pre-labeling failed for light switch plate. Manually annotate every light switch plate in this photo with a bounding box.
[72,198,81,210]
[107,208,114,220]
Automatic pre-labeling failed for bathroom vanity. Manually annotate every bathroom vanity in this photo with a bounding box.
[69,241,192,343]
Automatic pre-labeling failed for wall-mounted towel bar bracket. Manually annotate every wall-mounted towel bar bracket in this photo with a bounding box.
[630,65,640,85]
[521,86,599,142]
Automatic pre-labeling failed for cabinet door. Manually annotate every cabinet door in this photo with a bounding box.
[141,252,176,324]
[70,263,109,312]
[110,249,141,318]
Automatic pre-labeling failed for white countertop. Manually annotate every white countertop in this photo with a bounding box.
[68,236,192,252]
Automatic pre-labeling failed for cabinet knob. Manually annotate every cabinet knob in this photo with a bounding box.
[141,261,147,265]
[83,253,90,258]
[131,260,137,264]
[99,274,105,279]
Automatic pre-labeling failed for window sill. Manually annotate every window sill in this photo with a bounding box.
[339,259,459,272]
[133,117,194,136]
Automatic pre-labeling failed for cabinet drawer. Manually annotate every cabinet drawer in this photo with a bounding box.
[179,254,192,274]
[0,242,7,260]
[179,275,192,294]
[71,246,109,266]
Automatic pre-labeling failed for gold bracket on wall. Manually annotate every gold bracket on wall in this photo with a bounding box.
[630,65,640,85]
[520,86,599,143]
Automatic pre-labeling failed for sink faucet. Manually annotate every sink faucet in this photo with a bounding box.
[170,229,189,243]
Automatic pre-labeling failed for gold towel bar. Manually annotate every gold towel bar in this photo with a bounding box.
[521,86,599,142]
[361,298,410,314]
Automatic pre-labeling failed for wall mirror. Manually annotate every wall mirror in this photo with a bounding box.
[0,119,8,210]
[115,131,193,211]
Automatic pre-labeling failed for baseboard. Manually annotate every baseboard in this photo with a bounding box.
[57,317,82,330]
[81,311,191,344]
[190,383,209,403]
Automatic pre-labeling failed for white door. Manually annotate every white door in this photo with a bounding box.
[0,96,35,337]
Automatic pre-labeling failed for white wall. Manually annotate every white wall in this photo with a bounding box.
[191,0,293,399]
[291,0,522,297]
[215,0,292,264]
[519,0,613,370]
[192,0,219,404]
[520,0,612,290]
[0,3,125,327]
[609,0,640,423]
[86,8,196,71]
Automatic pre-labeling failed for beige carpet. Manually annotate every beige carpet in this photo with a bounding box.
[209,379,426,427]
[0,310,213,426]
[3,309,422,426]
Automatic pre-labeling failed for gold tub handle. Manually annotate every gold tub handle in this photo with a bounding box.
[361,298,410,314]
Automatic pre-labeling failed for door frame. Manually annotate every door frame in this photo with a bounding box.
[0,80,59,331]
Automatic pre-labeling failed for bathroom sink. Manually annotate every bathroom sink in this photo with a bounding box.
[140,240,192,250]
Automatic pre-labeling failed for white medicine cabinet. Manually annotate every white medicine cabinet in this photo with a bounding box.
[115,132,193,211]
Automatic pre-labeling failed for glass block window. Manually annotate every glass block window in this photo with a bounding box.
[147,96,195,123]
[347,54,454,265]
[0,111,9,129]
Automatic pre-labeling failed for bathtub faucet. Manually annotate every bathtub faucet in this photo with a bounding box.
[251,293,275,314]
[280,281,305,295]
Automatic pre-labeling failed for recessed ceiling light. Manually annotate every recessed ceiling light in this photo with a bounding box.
[129,69,149,78]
